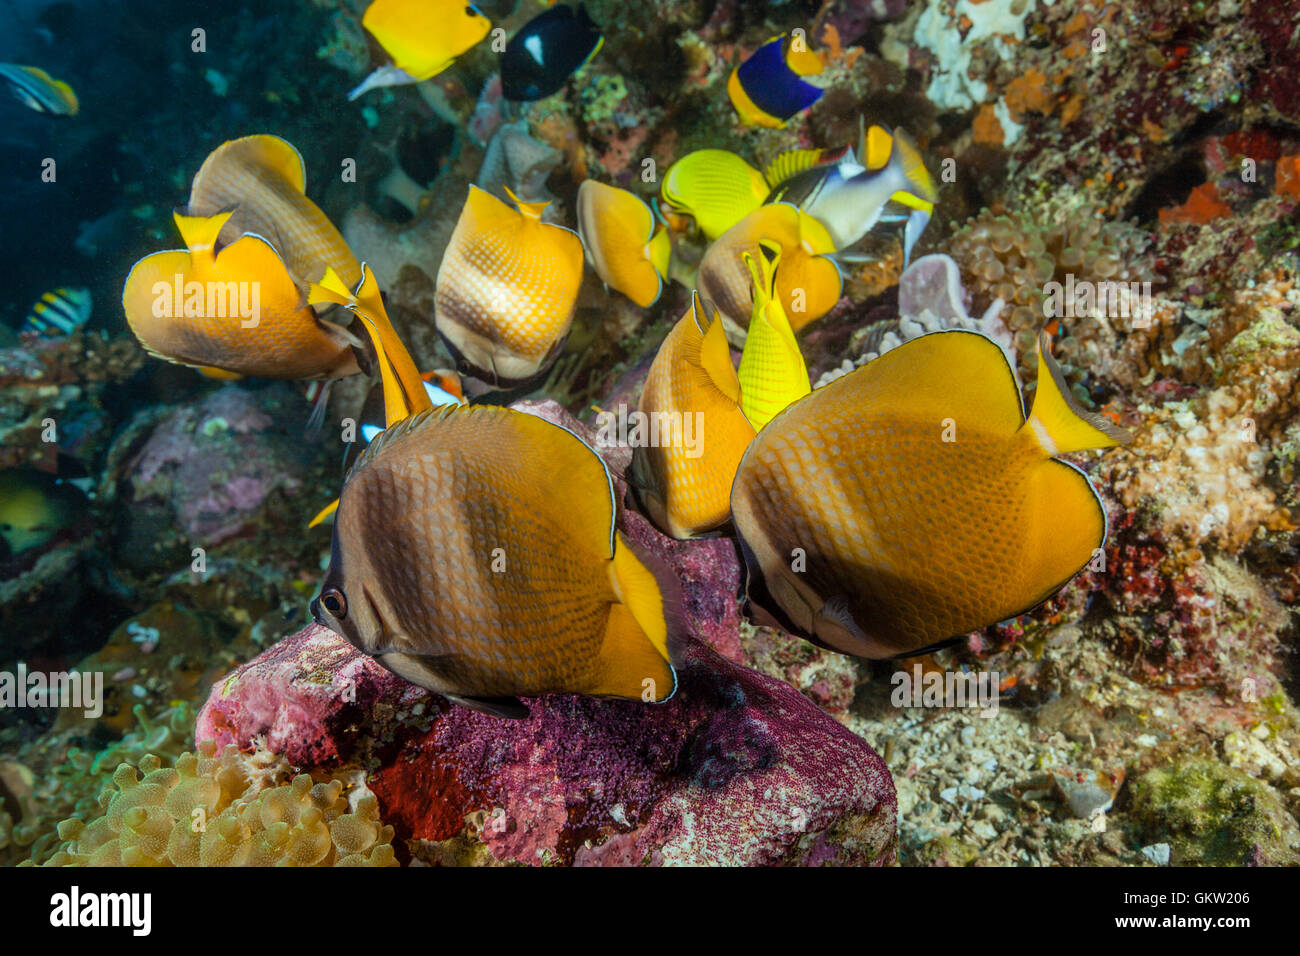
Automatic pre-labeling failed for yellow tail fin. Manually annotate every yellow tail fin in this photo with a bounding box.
[1027,332,1131,455]
[173,209,234,255]
[599,534,678,701]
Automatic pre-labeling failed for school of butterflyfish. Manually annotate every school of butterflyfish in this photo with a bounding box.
[118,2,1129,718]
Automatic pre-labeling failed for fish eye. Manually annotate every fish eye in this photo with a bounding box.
[465,5,478,16]
[320,588,347,619]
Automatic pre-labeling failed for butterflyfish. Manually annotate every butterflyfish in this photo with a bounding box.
[697,203,841,335]
[434,185,584,388]
[187,134,361,289]
[0,64,77,115]
[500,4,603,101]
[23,287,91,336]
[736,244,810,430]
[730,330,1131,659]
[349,0,492,100]
[766,123,936,265]
[576,180,670,308]
[661,150,770,241]
[311,402,682,718]
[727,33,824,129]
[628,293,755,539]
[122,211,361,381]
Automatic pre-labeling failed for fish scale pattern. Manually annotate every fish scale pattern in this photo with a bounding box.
[637,307,754,537]
[436,188,583,381]
[335,406,644,698]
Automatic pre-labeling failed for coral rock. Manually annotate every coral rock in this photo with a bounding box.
[196,622,895,866]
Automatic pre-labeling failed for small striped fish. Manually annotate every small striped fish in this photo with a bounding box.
[24,287,91,335]
[0,64,78,116]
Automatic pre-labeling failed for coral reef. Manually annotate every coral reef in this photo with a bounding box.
[196,622,894,867]
[34,740,396,867]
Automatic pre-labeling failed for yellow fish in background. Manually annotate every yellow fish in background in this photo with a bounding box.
[187,134,362,289]
[698,202,841,337]
[736,244,809,429]
[576,180,671,308]
[435,185,584,388]
[661,149,770,241]
[311,402,683,718]
[628,293,756,539]
[731,330,1131,659]
[122,211,361,381]
[350,0,492,100]
[765,123,937,266]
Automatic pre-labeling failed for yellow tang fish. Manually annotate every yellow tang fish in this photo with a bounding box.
[350,0,492,100]
[435,185,584,387]
[736,244,810,429]
[310,402,683,718]
[731,330,1131,659]
[576,180,671,308]
[122,211,361,381]
[628,293,756,539]
[187,134,361,289]
[661,149,770,241]
[698,202,841,336]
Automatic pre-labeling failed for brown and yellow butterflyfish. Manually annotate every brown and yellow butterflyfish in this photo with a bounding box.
[310,402,683,718]
[122,210,361,381]
[434,185,584,388]
[628,293,755,540]
[731,329,1130,660]
[735,243,810,430]
[187,134,362,289]
[576,180,671,308]
[698,202,841,336]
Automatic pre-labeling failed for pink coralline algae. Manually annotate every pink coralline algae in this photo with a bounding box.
[118,384,313,548]
[197,623,895,866]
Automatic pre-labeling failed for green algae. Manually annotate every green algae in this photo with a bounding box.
[1130,758,1300,865]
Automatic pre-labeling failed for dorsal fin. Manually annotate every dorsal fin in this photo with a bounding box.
[173,209,235,255]
[504,185,551,222]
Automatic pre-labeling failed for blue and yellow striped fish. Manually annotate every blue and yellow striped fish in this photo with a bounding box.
[24,287,91,335]
[0,64,78,116]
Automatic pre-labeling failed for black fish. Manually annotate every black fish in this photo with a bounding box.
[500,4,603,101]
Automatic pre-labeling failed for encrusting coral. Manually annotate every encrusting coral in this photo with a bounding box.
[31,739,396,867]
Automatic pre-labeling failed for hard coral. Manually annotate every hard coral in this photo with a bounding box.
[35,741,396,867]
[945,205,1157,389]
